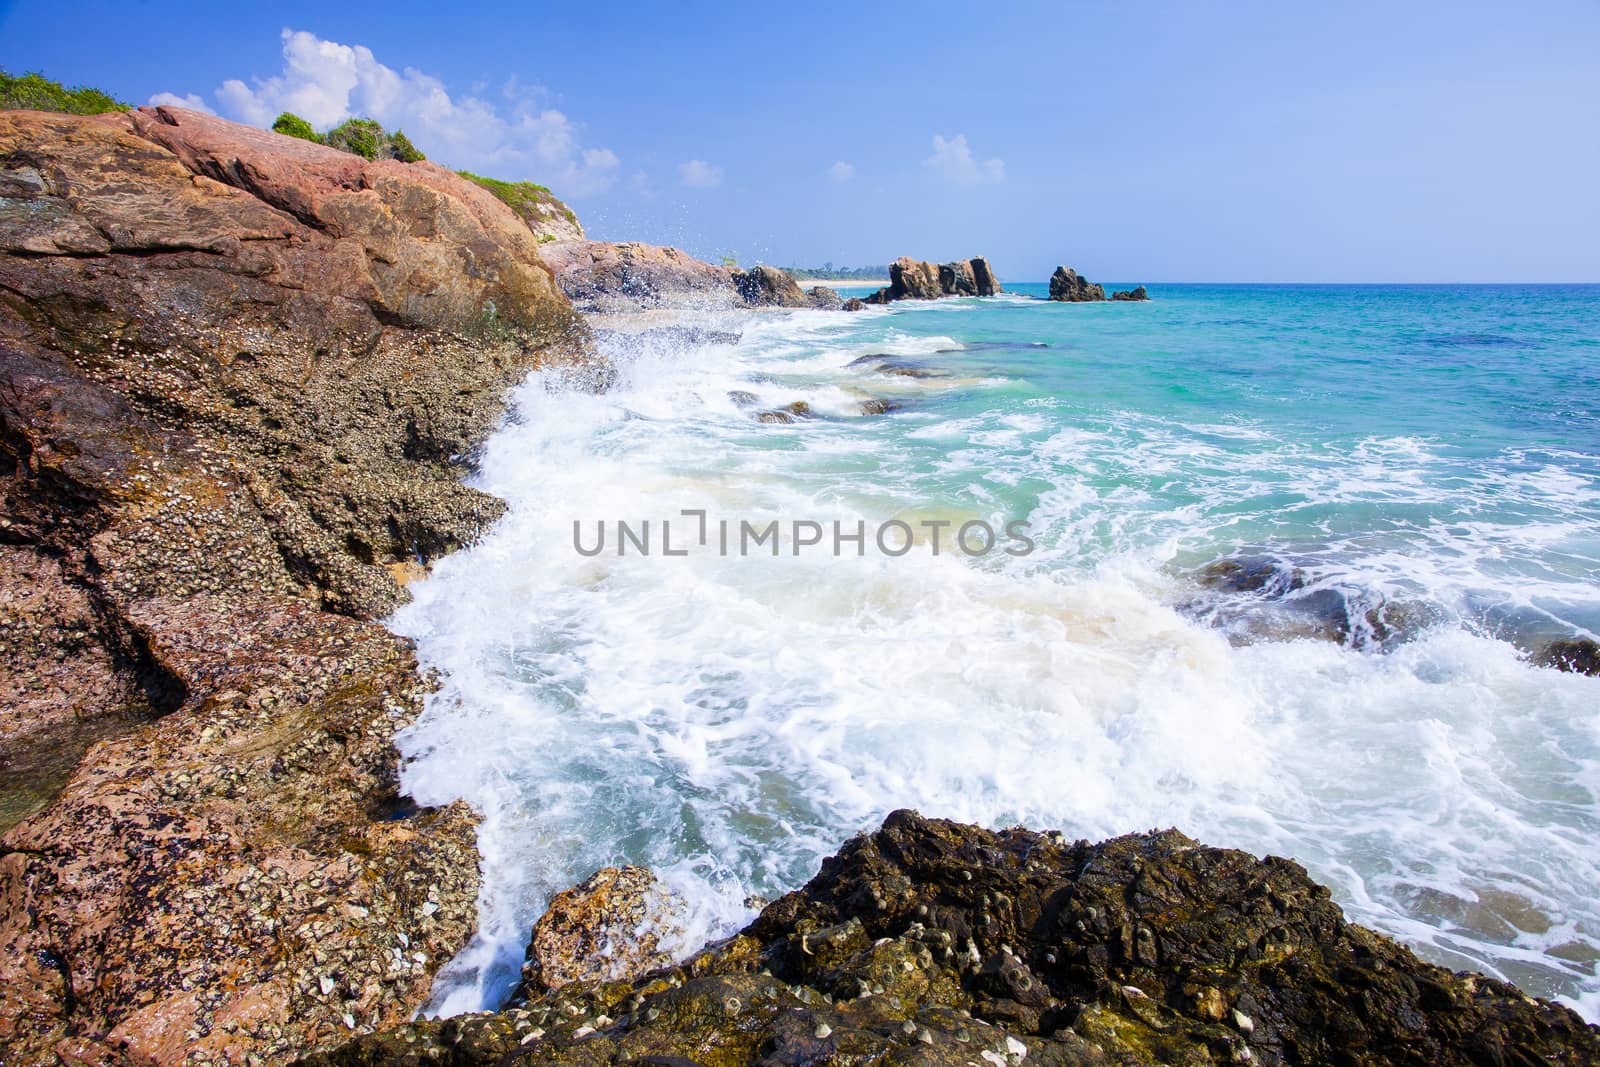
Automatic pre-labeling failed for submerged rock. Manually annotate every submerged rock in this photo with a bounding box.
[1536,638,1600,676]
[755,401,814,424]
[514,867,685,1000]
[1049,265,1106,302]
[1188,555,1441,650]
[847,354,947,379]
[1112,285,1150,301]
[307,811,1600,1067]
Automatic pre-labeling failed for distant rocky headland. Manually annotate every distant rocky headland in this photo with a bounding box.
[1,84,1596,1067]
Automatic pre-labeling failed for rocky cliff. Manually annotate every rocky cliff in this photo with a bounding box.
[0,105,595,1065]
[864,255,1003,304]
[307,811,1600,1067]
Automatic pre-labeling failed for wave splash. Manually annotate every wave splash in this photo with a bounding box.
[393,298,1600,1020]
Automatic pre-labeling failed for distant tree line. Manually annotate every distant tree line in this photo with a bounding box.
[783,263,891,280]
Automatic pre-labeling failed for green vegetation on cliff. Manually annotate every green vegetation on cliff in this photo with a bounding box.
[458,171,578,229]
[269,111,425,162]
[0,69,128,114]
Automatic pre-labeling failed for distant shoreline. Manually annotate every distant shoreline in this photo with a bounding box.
[795,277,888,287]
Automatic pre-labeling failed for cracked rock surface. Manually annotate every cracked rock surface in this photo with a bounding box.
[0,106,598,1065]
[308,810,1600,1067]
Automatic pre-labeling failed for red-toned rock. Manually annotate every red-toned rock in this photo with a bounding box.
[0,106,597,1065]
[541,240,826,312]
[541,239,741,311]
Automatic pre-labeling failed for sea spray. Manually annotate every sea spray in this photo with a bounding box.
[394,285,1600,1019]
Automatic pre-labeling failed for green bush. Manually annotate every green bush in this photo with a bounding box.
[457,171,552,207]
[270,112,321,143]
[388,129,425,163]
[0,68,128,114]
[324,118,383,160]
[269,112,426,163]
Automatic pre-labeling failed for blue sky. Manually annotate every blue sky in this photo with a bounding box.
[3,0,1598,281]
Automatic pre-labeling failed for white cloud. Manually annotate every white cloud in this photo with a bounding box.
[677,159,724,189]
[148,91,214,114]
[827,160,856,183]
[922,133,1005,185]
[159,29,620,197]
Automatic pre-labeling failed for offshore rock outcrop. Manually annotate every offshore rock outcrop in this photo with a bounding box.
[865,255,1003,304]
[1112,285,1149,301]
[1049,266,1106,302]
[307,811,1600,1067]
[0,105,595,1064]
[541,240,833,312]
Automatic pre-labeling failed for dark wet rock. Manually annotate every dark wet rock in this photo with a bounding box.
[842,297,867,311]
[1189,556,1441,650]
[1197,556,1301,596]
[755,401,813,424]
[806,285,845,310]
[732,264,810,308]
[307,811,1600,1067]
[1536,638,1600,676]
[0,106,593,1063]
[1112,285,1150,301]
[848,354,947,379]
[971,256,1003,296]
[727,390,760,407]
[1049,266,1106,302]
[939,260,979,296]
[514,867,684,1000]
[859,398,899,415]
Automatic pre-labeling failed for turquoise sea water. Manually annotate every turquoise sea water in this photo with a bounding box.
[393,284,1600,1018]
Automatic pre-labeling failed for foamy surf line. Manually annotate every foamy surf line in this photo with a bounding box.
[393,297,1600,1021]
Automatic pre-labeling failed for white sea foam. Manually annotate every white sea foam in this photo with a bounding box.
[393,304,1600,1020]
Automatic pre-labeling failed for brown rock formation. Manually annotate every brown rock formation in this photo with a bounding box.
[866,255,1003,304]
[0,106,595,1064]
[730,263,807,307]
[1049,265,1106,302]
[1112,285,1150,301]
[804,285,845,310]
[513,867,684,1000]
[309,811,1600,1067]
